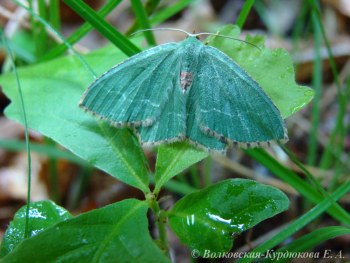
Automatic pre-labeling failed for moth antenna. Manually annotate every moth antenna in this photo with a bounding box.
[131,28,191,36]
[131,29,261,50]
[197,33,261,51]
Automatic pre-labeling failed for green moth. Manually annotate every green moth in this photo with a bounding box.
[79,29,288,155]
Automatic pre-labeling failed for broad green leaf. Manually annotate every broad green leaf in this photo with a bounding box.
[0,201,72,258]
[168,179,289,256]
[1,44,150,193]
[154,142,208,194]
[1,199,171,263]
[260,226,350,263]
[207,24,314,118]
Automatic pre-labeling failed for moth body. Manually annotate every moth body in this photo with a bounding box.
[178,37,201,94]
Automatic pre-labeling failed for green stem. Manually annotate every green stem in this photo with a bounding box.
[44,137,61,204]
[13,0,97,78]
[147,196,170,258]
[236,179,350,263]
[125,0,161,36]
[236,0,255,29]
[0,23,32,238]
[41,0,122,62]
[37,0,48,56]
[148,0,196,26]
[307,11,322,166]
[68,165,94,209]
[149,173,197,196]
[204,156,211,187]
[0,138,89,166]
[61,0,140,57]
[130,0,156,46]
[49,0,61,32]
[189,164,201,189]
[318,65,350,170]
[329,77,350,191]
[319,98,346,169]
[291,1,308,60]
[308,0,342,97]
[189,164,202,189]
[27,0,39,57]
[246,148,350,225]
[280,143,350,221]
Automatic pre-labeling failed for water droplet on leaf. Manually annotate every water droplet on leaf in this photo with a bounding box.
[304,90,315,96]
[286,66,293,73]
[291,101,307,114]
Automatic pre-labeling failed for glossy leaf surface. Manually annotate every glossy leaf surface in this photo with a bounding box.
[0,201,72,258]
[1,199,170,263]
[168,179,289,256]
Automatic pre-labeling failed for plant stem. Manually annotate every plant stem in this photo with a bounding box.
[13,0,97,78]
[61,0,140,56]
[130,0,156,46]
[38,0,48,56]
[44,137,61,204]
[0,23,32,238]
[236,179,350,263]
[147,195,170,258]
[189,164,201,189]
[204,156,211,187]
[236,0,255,29]
[307,11,322,166]
[41,0,122,61]
[49,0,60,32]
[149,173,197,195]
[279,143,350,221]
[125,0,161,36]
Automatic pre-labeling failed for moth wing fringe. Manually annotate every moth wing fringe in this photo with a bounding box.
[134,129,186,147]
[187,138,228,156]
[78,103,157,128]
[199,122,289,150]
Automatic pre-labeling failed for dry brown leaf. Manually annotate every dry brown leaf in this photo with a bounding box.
[322,0,350,16]
[0,152,49,202]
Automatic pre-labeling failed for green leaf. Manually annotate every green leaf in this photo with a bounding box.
[1,44,150,193]
[168,179,289,256]
[260,226,350,263]
[207,24,314,118]
[154,142,208,194]
[1,199,171,263]
[0,201,72,258]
